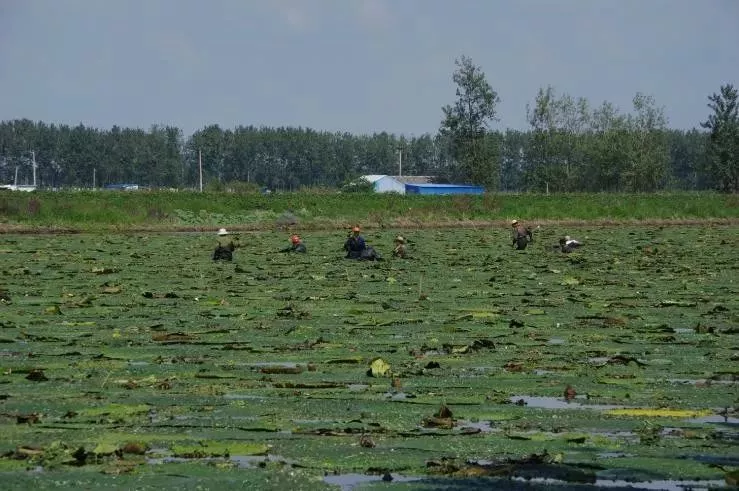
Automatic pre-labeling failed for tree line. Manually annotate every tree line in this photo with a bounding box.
[1,57,736,193]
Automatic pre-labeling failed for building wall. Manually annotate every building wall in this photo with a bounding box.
[373,176,406,194]
[405,184,484,195]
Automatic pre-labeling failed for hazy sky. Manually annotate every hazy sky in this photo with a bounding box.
[1,0,737,136]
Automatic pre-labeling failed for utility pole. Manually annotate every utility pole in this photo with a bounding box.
[31,151,37,187]
[397,146,403,177]
[93,168,96,189]
[198,149,203,192]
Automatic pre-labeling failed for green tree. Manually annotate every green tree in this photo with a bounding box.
[439,55,500,189]
[701,84,739,192]
[524,86,590,192]
[624,93,669,191]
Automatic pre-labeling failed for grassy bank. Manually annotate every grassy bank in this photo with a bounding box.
[1,190,737,233]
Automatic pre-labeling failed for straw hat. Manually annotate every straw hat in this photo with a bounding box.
[511,220,518,226]
[217,228,230,236]
[394,235,406,243]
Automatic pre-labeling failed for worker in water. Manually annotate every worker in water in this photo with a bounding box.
[212,228,240,261]
[281,234,307,253]
[343,226,382,260]
[344,226,366,259]
[559,235,582,253]
[511,220,533,250]
[393,235,409,258]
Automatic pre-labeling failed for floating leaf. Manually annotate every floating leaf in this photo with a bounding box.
[43,305,62,315]
[367,357,391,377]
[92,443,118,455]
[658,300,697,307]
[25,369,48,382]
[171,441,269,458]
[326,357,364,364]
[152,332,196,342]
[260,365,304,374]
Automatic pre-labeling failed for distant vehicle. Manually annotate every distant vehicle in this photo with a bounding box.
[0,184,36,192]
[103,183,141,191]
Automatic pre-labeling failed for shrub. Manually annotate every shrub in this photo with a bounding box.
[341,179,374,193]
[27,198,41,216]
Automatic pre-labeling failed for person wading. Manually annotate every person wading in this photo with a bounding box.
[511,220,533,250]
[213,228,240,261]
[393,235,409,258]
[281,234,307,253]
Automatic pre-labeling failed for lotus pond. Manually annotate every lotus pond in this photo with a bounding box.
[0,225,737,490]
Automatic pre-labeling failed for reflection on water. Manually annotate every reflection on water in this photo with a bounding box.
[510,395,623,410]
[511,477,727,490]
[323,473,422,490]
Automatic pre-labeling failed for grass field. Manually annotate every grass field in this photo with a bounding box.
[1,190,737,233]
[0,224,737,489]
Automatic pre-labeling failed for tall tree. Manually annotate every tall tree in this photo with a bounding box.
[439,55,501,189]
[524,86,590,192]
[701,84,739,193]
[624,93,669,191]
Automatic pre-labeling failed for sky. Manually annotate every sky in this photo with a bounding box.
[1,0,737,137]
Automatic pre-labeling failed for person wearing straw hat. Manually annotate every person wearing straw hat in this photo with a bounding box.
[344,226,366,259]
[392,235,409,258]
[343,226,382,260]
[510,219,533,250]
[212,228,241,261]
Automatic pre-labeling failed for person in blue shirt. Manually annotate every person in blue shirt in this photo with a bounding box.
[344,226,366,259]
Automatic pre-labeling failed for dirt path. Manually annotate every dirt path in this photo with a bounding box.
[1,217,737,235]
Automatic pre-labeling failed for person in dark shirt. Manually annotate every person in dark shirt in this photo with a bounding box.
[213,228,241,261]
[558,236,582,253]
[343,226,382,260]
[344,226,366,259]
[511,220,533,250]
[281,234,307,253]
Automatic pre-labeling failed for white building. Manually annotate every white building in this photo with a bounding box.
[360,175,435,194]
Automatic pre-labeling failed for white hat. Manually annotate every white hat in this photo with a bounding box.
[511,219,518,226]
[217,228,230,236]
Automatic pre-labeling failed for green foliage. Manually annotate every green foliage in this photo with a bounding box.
[224,180,261,194]
[523,87,671,192]
[340,177,375,193]
[0,92,725,193]
[0,191,734,232]
[440,55,501,188]
[701,84,739,193]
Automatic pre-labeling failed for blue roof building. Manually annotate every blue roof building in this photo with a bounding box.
[405,183,484,195]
